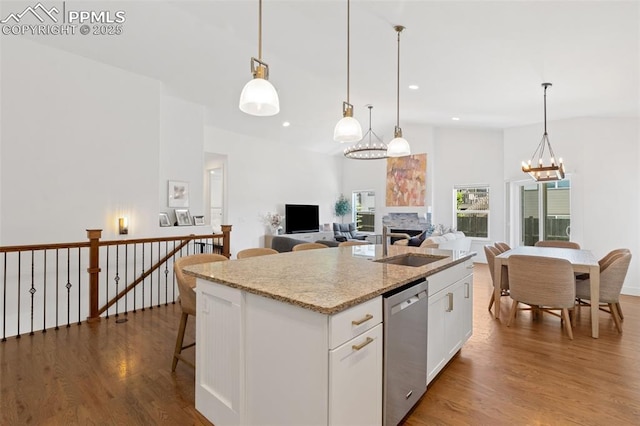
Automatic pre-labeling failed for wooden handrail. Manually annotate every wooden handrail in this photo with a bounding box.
[96,238,191,316]
[86,226,232,320]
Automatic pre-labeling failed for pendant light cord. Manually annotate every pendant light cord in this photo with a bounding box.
[258,0,262,60]
[543,84,547,135]
[396,27,401,127]
[346,0,351,104]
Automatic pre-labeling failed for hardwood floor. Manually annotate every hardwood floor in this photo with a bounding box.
[1,263,638,425]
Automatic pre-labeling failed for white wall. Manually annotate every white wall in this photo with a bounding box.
[0,37,162,244]
[204,126,342,254]
[504,117,640,294]
[433,127,505,262]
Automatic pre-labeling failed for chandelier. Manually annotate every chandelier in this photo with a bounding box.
[522,82,565,182]
[344,105,388,159]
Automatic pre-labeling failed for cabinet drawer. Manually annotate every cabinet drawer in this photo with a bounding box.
[329,296,382,349]
[428,260,473,296]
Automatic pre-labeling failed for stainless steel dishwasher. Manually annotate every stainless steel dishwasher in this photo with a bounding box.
[383,278,429,426]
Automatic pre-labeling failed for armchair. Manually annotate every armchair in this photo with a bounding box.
[332,223,368,242]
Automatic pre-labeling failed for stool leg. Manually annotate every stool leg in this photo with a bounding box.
[172,312,189,371]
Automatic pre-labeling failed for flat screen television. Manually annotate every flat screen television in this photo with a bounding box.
[285,204,320,234]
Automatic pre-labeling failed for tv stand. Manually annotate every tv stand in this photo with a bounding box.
[264,231,334,248]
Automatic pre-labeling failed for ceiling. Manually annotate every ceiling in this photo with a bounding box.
[10,0,639,155]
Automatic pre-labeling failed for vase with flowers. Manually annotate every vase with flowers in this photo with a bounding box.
[265,212,285,235]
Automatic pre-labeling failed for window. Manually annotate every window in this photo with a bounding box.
[454,185,489,238]
[352,191,375,232]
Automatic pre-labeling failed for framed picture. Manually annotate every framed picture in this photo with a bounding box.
[168,180,189,208]
[159,212,171,227]
[175,209,192,226]
[193,215,205,226]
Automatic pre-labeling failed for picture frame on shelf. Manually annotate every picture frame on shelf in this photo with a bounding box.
[175,209,192,226]
[193,215,205,226]
[159,212,171,227]
[168,180,189,208]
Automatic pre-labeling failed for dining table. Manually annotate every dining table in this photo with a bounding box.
[494,246,601,338]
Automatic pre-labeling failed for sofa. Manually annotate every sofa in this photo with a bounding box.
[271,236,339,252]
[332,223,368,243]
[395,231,471,252]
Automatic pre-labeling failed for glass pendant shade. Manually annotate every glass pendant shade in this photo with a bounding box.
[387,130,411,157]
[239,76,280,116]
[334,116,363,143]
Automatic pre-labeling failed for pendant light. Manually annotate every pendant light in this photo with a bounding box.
[387,25,410,157]
[521,83,565,182]
[239,0,280,116]
[344,105,388,159]
[333,0,363,143]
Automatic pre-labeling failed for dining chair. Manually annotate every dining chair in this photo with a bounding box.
[507,255,576,340]
[534,240,581,249]
[494,242,511,253]
[237,247,279,259]
[575,249,631,333]
[338,240,370,247]
[172,253,229,371]
[484,245,510,312]
[292,242,327,251]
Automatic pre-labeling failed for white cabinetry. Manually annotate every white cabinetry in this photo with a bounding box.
[427,260,473,385]
[196,280,382,426]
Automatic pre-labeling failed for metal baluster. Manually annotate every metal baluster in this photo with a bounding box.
[77,248,81,325]
[29,250,35,335]
[55,249,59,330]
[133,244,137,313]
[66,248,71,328]
[43,250,47,333]
[149,242,153,310]
[17,252,21,338]
[2,253,7,341]
[164,240,169,305]
[141,243,145,311]
[105,245,110,319]
[124,244,129,318]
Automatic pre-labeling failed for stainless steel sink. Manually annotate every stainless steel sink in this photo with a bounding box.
[375,254,448,267]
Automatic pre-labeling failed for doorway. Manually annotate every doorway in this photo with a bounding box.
[516,179,572,246]
[205,153,227,233]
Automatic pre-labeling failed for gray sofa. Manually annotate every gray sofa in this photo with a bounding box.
[271,236,339,252]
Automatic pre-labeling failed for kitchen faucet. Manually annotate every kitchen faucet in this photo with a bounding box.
[382,226,411,256]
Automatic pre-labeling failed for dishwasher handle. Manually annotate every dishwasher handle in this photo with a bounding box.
[390,290,427,316]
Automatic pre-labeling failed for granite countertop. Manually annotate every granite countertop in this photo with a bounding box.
[184,244,475,315]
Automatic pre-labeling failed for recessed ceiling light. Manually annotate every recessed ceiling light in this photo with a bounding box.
[408,85,419,90]
[282,121,291,127]
[451,117,460,121]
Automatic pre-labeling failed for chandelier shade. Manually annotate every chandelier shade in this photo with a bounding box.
[387,25,410,157]
[521,83,565,182]
[334,0,363,142]
[239,0,280,117]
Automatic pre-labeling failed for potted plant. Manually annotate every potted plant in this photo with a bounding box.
[334,194,352,223]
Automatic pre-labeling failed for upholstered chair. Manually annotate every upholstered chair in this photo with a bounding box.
[172,253,229,371]
[507,255,576,340]
[576,249,631,333]
[534,240,581,249]
[292,242,328,251]
[237,247,279,259]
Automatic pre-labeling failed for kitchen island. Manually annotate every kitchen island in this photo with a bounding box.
[185,244,475,426]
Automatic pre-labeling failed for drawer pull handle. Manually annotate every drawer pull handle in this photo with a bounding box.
[446,292,454,312]
[352,313,373,326]
[352,337,374,351]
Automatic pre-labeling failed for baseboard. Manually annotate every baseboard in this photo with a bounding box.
[621,286,640,296]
